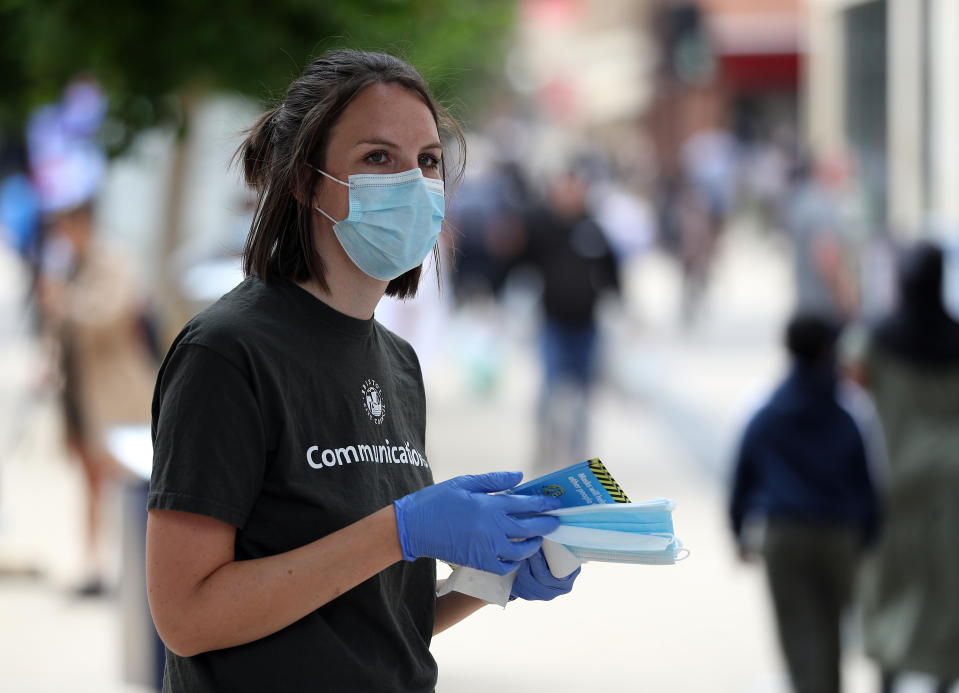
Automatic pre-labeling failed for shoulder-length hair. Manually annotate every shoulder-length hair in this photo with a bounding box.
[236,49,464,298]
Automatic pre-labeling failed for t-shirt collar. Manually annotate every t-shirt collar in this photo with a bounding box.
[282,279,376,338]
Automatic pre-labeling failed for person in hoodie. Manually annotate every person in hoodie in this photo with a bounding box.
[729,312,880,693]
[848,241,959,693]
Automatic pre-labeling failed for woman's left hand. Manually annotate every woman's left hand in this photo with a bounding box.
[509,549,580,602]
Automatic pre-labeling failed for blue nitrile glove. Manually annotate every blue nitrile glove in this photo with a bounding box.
[509,549,581,602]
[394,471,561,576]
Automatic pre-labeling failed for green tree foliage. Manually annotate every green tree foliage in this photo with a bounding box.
[0,0,516,150]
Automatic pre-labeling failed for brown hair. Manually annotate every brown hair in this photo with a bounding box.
[237,49,464,298]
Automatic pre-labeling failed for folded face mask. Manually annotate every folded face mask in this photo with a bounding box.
[547,526,674,551]
[544,499,675,533]
[541,500,687,575]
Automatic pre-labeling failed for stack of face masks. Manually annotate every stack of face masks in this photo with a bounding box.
[540,499,687,578]
[437,460,687,606]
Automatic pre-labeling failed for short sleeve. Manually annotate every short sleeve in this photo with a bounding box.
[148,343,266,527]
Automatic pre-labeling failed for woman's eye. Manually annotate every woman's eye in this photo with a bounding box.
[365,151,388,165]
[419,153,440,170]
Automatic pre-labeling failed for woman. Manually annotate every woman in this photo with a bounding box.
[849,241,959,692]
[147,50,578,692]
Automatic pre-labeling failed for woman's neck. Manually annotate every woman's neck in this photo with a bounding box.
[301,217,390,319]
[296,268,385,321]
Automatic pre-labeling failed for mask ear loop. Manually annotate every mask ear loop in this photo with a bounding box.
[305,162,350,223]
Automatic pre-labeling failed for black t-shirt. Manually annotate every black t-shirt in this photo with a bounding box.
[148,277,437,692]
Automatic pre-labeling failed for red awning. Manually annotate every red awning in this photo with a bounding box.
[720,52,801,91]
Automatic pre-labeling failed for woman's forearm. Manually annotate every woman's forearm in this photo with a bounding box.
[147,505,403,657]
[433,588,487,635]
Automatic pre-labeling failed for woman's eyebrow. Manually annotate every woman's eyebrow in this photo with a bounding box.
[355,137,442,151]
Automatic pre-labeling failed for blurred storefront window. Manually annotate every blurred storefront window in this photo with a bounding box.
[807,0,959,240]
[843,0,887,229]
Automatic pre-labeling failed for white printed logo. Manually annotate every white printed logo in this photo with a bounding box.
[361,379,386,424]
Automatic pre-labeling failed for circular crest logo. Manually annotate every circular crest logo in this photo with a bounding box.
[361,379,386,424]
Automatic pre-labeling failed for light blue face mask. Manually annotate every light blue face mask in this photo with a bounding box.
[546,498,675,534]
[542,500,688,572]
[309,165,445,281]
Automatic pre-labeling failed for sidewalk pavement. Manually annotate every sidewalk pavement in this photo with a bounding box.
[0,226,878,691]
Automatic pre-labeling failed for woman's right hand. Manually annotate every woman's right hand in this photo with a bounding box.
[393,471,561,575]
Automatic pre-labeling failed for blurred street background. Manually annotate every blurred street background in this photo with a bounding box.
[2,1,958,691]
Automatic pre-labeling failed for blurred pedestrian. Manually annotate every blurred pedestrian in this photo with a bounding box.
[29,78,157,596]
[847,241,959,693]
[680,126,739,230]
[447,157,530,303]
[675,177,716,325]
[36,201,157,595]
[445,156,531,395]
[146,49,578,693]
[0,140,40,262]
[782,153,859,323]
[729,313,880,693]
[740,132,791,233]
[513,169,621,470]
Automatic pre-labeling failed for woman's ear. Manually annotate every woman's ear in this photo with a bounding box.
[290,165,320,208]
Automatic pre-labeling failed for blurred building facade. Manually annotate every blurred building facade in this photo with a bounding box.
[509,0,802,180]
[501,0,658,181]
[645,0,802,182]
[805,0,959,239]
[511,0,652,129]
[512,0,959,243]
